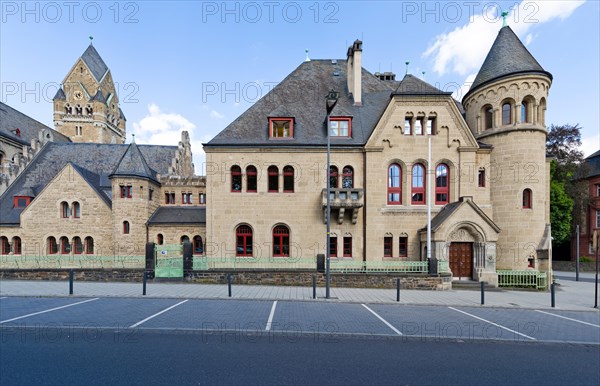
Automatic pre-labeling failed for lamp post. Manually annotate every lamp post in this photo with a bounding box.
[325,89,339,299]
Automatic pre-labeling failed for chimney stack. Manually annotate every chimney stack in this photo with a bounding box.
[346,39,363,106]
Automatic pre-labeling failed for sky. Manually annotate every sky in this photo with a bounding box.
[1,0,598,173]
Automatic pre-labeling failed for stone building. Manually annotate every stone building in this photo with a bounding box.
[572,150,600,258]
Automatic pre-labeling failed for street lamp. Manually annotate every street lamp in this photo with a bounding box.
[325,89,339,299]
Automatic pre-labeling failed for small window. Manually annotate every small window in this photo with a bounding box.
[61,202,70,218]
[231,166,242,192]
[236,225,253,257]
[399,237,408,257]
[596,209,600,228]
[478,169,486,188]
[268,166,279,192]
[193,235,204,255]
[73,202,81,218]
[342,166,354,188]
[329,166,339,188]
[0,237,9,255]
[120,185,132,198]
[246,166,257,192]
[149,188,154,201]
[157,234,164,245]
[522,189,532,209]
[199,193,206,205]
[47,237,58,255]
[435,164,449,205]
[483,105,493,130]
[426,118,436,135]
[123,221,130,234]
[330,118,351,137]
[85,237,94,254]
[269,118,293,138]
[12,237,21,255]
[404,118,412,135]
[412,164,425,205]
[388,164,402,205]
[182,193,193,204]
[283,166,294,193]
[343,237,352,257]
[329,236,338,258]
[384,237,393,257]
[595,184,600,197]
[165,192,175,204]
[502,103,512,125]
[73,237,83,254]
[273,225,290,257]
[414,118,423,135]
[521,102,529,123]
[60,236,71,254]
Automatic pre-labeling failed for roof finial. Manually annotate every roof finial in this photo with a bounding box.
[305,49,310,62]
[89,35,94,45]
[422,71,426,80]
[131,133,135,143]
[501,11,509,27]
[405,61,410,75]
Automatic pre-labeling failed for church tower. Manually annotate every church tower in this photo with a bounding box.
[462,25,552,273]
[53,41,126,144]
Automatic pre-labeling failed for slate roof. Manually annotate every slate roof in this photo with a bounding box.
[81,44,109,82]
[465,26,552,100]
[422,197,500,233]
[0,142,177,226]
[110,142,158,183]
[53,87,66,100]
[205,59,399,148]
[0,102,71,145]
[582,149,600,178]
[393,74,452,96]
[147,206,206,225]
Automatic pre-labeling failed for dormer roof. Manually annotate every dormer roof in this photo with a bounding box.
[109,141,158,183]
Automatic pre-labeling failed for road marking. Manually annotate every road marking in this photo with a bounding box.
[129,300,188,328]
[0,298,99,324]
[0,297,7,299]
[265,301,278,331]
[535,310,600,328]
[448,307,536,340]
[361,304,402,336]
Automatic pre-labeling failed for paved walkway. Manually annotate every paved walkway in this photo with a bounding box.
[1,271,598,311]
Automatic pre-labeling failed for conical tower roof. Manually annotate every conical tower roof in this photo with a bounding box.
[465,26,552,101]
[109,141,158,183]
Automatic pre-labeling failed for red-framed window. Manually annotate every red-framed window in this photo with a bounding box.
[231,165,242,192]
[342,166,354,188]
[12,237,21,255]
[61,202,70,218]
[329,117,352,137]
[246,166,257,192]
[478,169,486,187]
[73,237,83,254]
[269,118,294,139]
[182,193,193,204]
[343,237,352,257]
[273,225,290,257]
[411,164,425,205]
[502,103,512,125]
[268,166,279,192]
[120,185,132,198]
[13,196,30,208]
[388,164,402,205]
[199,193,206,204]
[85,237,94,254]
[123,221,130,234]
[283,166,294,193]
[384,237,393,258]
[329,166,339,188]
[399,236,408,257]
[73,202,81,218]
[47,237,58,255]
[435,164,449,205]
[0,237,9,255]
[165,192,175,204]
[329,236,337,258]
[523,189,532,209]
[236,225,253,257]
[60,236,71,254]
[193,235,203,255]
[157,234,164,245]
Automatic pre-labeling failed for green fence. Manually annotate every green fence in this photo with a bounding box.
[155,244,183,278]
[330,260,428,273]
[497,270,548,289]
[193,257,317,271]
[0,255,145,269]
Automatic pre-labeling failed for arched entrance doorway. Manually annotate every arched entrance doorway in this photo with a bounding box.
[447,225,484,280]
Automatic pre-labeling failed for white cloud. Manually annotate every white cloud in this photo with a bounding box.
[423,1,585,76]
[210,110,224,119]
[452,73,477,101]
[580,133,600,157]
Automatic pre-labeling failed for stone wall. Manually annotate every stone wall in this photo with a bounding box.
[552,261,598,272]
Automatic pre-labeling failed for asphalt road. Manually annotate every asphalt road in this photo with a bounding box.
[1,297,599,385]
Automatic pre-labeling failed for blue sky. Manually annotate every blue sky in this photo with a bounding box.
[1,1,598,173]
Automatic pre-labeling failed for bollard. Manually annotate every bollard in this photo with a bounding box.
[480,281,485,305]
[312,275,316,299]
[551,282,555,308]
[396,278,400,302]
[69,270,74,295]
[227,274,232,297]
[143,271,147,296]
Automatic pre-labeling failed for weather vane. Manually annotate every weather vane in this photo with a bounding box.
[405,61,410,75]
[89,35,94,45]
[501,11,509,27]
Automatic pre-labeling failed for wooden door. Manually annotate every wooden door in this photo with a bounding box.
[449,242,473,280]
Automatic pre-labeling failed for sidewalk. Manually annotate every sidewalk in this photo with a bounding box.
[1,271,598,311]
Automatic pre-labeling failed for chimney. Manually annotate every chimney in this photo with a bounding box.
[346,39,363,106]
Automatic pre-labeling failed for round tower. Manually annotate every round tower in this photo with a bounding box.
[463,26,552,272]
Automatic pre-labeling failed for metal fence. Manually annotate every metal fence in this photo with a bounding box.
[329,260,429,273]
[0,255,145,269]
[192,257,317,271]
[497,270,548,289]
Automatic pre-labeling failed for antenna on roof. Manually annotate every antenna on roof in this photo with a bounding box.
[89,35,93,45]
[305,49,310,62]
[132,133,135,143]
[501,11,509,27]
[405,61,410,75]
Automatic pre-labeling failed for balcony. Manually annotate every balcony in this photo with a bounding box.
[321,188,364,224]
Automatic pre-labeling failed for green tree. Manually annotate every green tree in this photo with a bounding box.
[549,163,574,245]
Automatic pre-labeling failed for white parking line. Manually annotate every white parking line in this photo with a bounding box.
[0,297,7,299]
[129,300,188,328]
[265,301,278,331]
[535,310,600,328]
[361,304,402,336]
[448,307,536,340]
[0,298,99,324]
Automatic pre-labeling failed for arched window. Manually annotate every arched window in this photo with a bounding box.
[411,163,425,205]
[521,101,529,123]
[231,165,242,192]
[193,235,203,255]
[61,202,70,218]
[86,106,93,116]
[246,166,257,192]
[0,237,9,255]
[157,234,164,245]
[65,104,72,114]
[73,237,83,254]
[435,164,449,205]
[502,103,512,125]
[523,189,532,209]
[123,221,130,234]
[60,236,71,254]
[483,105,493,130]
[12,237,21,255]
[73,202,80,218]
[273,225,290,257]
[329,166,339,188]
[342,166,354,188]
[388,164,402,205]
[47,237,58,255]
[180,235,190,244]
[268,166,279,192]
[283,166,294,192]
[85,237,94,254]
[236,225,253,257]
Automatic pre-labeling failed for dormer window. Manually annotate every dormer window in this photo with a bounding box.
[330,117,352,137]
[14,196,31,208]
[269,118,293,139]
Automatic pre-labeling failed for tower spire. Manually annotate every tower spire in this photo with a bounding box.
[89,35,93,45]
[501,11,509,27]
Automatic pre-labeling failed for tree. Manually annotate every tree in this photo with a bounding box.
[547,123,584,180]
[549,164,574,245]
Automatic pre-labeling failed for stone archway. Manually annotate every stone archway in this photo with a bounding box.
[447,224,485,280]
